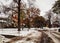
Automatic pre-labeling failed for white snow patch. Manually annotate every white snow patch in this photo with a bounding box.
[0,28,42,43]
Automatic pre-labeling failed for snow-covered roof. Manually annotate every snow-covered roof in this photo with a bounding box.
[0,20,7,23]
[0,13,9,18]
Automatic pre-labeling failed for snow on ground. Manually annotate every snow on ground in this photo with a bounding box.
[0,28,40,36]
[15,30,41,43]
[0,28,42,43]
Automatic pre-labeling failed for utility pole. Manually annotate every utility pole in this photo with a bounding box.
[18,0,21,31]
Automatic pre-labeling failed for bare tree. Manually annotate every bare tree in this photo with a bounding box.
[45,10,53,28]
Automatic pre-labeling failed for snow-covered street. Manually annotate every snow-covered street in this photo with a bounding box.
[0,28,60,43]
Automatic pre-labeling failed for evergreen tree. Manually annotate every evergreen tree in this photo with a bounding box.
[52,0,60,14]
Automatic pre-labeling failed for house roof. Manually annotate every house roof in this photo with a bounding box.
[0,13,9,18]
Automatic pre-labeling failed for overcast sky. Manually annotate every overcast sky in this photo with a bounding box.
[0,0,57,16]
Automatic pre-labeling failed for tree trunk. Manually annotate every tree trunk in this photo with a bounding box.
[18,0,21,31]
[48,16,51,28]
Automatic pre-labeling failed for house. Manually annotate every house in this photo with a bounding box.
[0,12,10,28]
